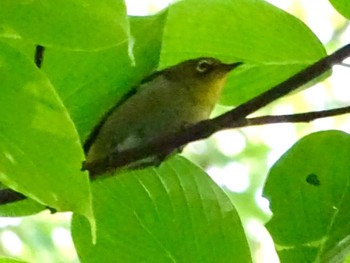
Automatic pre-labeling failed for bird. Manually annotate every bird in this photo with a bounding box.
[83,57,242,175]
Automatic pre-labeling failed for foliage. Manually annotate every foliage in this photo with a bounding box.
[0,0,349,262]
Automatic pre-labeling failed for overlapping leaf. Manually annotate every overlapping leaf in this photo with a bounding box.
[161,0,326,105]
[73,156,251,263]
[0,42,93,223]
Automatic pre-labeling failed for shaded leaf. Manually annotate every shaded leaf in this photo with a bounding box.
[264,131,350,263]
[0,186,45,217]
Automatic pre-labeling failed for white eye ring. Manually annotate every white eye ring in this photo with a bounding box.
[196,60,213,73]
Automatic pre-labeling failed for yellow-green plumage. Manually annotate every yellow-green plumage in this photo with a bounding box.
[85,57,242,172]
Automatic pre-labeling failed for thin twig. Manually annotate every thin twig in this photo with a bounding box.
[231,105,350,128]
[339,62,350,68]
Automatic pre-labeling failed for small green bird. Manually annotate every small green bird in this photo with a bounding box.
[84,57,242,175]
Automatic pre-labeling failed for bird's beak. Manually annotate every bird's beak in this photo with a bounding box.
[215,62,243,77]
[225,62,243,71]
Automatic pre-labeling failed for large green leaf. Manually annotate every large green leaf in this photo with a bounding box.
[42,12,167,141]
[0,0,128,50]
[72,156,251,263]
[161,0,326,105]
[0,42,93,223]
[264,131,350,262]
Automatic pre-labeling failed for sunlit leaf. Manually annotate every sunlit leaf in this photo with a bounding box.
[161,0,326,105]
[0,0,129,50]
[0,42,93,225]
[72,156,251,263]
[42,12,167,141]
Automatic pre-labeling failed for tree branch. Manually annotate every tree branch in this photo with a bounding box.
[85,44,350,177]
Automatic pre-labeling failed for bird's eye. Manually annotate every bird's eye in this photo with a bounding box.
[196,60,213,73]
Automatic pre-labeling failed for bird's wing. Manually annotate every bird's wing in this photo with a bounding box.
[83,68,170,154]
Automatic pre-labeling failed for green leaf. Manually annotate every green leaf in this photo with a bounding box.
[264,131,350,263]
[0,258,27,263]
[329,0,350,19]
[161,0,326,105]
[0,0,128,50]
[42,12,167,141]
[0,42,93,224]
[0,195,45,217]
[72,156,251,263]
